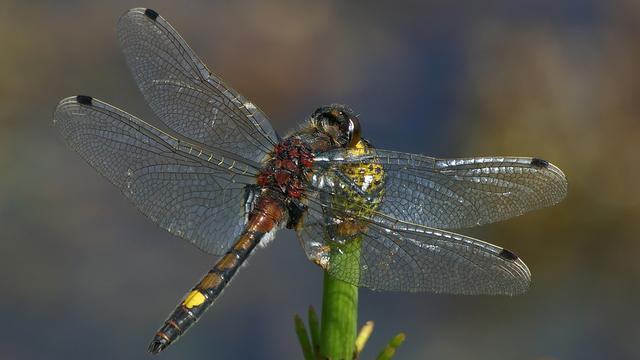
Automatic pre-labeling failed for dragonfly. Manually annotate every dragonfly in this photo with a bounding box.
[53,8,568,354]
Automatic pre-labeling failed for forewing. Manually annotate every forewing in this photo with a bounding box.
[313,149,568,229]
[117,8,278,164]
[297,202,530,295]
[54,96,260,255]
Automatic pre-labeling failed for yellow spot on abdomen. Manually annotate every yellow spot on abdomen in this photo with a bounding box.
[182,290,206,309]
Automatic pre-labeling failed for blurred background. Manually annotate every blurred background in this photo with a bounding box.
[1,0,639,359]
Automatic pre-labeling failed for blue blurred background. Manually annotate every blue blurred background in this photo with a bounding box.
[1,0,639,359]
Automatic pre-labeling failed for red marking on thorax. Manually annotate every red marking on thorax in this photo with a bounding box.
[257,138,313,199]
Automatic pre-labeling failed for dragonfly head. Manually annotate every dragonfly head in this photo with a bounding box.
[311,104,361,148]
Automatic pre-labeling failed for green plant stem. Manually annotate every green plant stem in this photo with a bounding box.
[319,272,358,360]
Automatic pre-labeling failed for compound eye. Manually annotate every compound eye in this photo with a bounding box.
[346,116,361,148]
[325,116,339,126]
[321,118,341,138]
[311,105,360,147]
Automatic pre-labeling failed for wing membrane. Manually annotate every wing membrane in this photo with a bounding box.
[117,8,278,163]
[298,147,563,293]
[313,149,568,229]
[297,201,530,295]
[54,96,260,255]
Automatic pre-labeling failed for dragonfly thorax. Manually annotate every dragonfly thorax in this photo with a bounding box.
[257,137,314,199]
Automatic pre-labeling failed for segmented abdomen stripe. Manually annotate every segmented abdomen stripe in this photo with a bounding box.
[148,196,285,354]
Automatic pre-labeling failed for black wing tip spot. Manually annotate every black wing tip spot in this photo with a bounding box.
[144,8,159,20]
[499,248,519,261]
[531,158,550,168]
[76,95,93,106]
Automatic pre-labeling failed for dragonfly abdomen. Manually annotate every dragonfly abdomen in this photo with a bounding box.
[148,195,285,354]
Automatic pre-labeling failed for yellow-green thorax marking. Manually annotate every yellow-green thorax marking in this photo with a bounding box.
[326,139,385,283]
[336,139,385,218]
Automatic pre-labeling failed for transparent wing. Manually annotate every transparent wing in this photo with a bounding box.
[312,149,568,229]
[54,95,262,255]
[297,201,530,294]
[117,8,278,164]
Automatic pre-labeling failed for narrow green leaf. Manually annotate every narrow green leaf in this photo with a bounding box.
[354,321,375,356]
[294,314,315,360]
[375,333,406,360]
[308,306,321,356]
